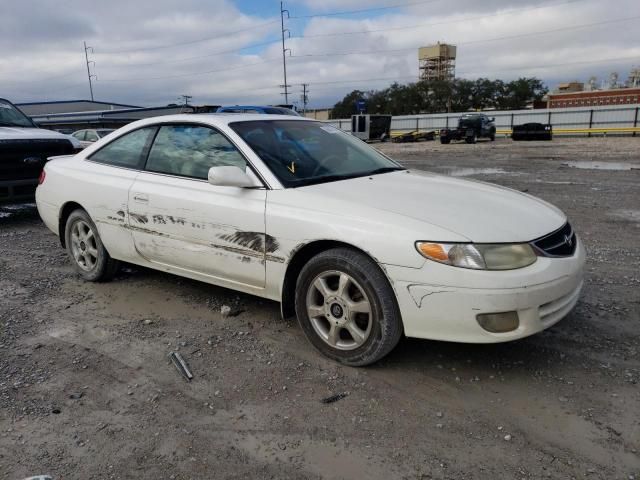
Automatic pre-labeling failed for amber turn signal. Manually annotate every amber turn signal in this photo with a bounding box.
[417,242,449,261]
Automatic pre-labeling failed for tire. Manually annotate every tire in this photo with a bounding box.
[490,130,496,141]
[294,248,403,366]
[465,134,477,144]
[440,138,451,144]
[64,209,119,282]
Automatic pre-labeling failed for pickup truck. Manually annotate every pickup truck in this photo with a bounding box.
[1,98,81,204]
[440,113,496,144]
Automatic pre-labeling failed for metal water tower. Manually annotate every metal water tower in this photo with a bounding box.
[418,42,456,82]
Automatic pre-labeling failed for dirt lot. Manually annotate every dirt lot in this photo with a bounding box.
[1,137,639,480]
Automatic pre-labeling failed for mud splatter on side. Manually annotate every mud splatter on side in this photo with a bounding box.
[218,232,280,253]
[130,213,148,224]
[264,234,280,254]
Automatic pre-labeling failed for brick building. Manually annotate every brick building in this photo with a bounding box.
[547,87,640,109]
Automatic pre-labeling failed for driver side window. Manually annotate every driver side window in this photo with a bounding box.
[145,125,246,180]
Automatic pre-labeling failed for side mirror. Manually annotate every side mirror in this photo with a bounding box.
[490,117,495,122]
[208,166,260,188]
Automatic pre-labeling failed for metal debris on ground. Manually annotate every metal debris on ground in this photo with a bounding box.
[169,351,193,381]
[22,476,53,480]
[320,392,349,404]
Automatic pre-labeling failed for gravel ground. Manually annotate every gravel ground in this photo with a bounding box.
[0,137,638,480]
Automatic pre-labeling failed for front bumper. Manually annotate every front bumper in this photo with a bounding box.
[385,238,586,343]
[0,178,37,204]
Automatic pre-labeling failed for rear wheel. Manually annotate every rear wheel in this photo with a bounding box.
[440,138,451,144]
[295,248,403,366]
[466,134,477,144]
[65,209,119,282]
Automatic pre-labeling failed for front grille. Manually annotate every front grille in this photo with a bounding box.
[0,138,75,181]
[532,222,577,257]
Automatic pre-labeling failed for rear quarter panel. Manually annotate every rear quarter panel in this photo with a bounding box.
[36,156,139,261]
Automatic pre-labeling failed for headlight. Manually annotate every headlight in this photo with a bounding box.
[416,242,537,270]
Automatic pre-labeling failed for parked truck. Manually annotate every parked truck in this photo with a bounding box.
[1,97,81,204]
[440,113,496,144]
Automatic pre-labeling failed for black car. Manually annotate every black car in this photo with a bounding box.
[440,113,496,144]
[0,98,81,204]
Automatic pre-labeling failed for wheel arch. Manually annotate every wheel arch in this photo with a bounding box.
[58,201,86,248]
[280,239,394,319]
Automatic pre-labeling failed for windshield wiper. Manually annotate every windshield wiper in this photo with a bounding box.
[366,166,405,176]
[293,167,405,188]
[293,173,360,187]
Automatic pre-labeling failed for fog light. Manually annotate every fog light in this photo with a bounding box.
[476,311,519,333]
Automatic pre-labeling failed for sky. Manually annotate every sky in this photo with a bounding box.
[1,0,639,109]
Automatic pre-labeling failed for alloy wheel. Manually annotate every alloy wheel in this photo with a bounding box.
[69,220,99,271]
[305,270,373,351]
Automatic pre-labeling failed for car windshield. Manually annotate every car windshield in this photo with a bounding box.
[0,99,35,128]
[231,120,404,188]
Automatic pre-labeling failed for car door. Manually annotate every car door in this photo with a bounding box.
[83,126,157,260]
[72,130,88,148]
[128,123,267,288]
[84,130,100,147]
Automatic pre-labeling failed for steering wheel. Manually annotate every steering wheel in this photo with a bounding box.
[311,154,343,176]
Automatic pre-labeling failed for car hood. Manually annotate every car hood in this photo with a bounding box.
[303,170,566,243]
[0,126,73,142]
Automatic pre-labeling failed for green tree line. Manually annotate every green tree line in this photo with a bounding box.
[330,77,547,118]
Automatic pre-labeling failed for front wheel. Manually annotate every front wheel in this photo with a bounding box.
[295,248,403,366]
[465,134,477,144]
[65,209,120,282]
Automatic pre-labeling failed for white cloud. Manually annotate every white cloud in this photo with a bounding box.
[0,0,638,108]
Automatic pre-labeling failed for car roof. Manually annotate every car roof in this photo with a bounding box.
[129,113,315,129]
[218,105,290,110]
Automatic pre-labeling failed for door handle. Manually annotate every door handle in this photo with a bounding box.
[133,194,148,203]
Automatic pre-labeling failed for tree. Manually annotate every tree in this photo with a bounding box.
[499,78,548,110]
[330,90,367,118]
[331,77,548,116]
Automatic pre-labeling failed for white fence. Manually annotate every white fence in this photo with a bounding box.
[325,104,640,136]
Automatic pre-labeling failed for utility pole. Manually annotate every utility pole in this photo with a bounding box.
[280,2,291,104]
[83,41,96,101]
[300,83,309,115]
[179,94,193,106]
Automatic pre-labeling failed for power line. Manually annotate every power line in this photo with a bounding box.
[97,57,281,83]
[99,19,280,54]
[289,15,640,60]
[290,0,441,19]
[291,0,583,39]
[291,55,640,91]
[104,38,282,69]
[0,70,80,86]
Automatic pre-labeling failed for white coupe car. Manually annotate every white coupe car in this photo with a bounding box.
[36,115,585,365]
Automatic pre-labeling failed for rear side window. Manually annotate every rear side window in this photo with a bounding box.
[72,131,86,141]
[89,127,156,169]
[145,125,246,179]
[85,131,99,142]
